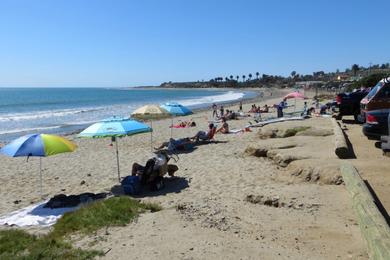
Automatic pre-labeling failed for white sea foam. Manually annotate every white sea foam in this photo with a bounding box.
[178,91,245,107]
[0,107,105,122]
[0,126,62,135]
[0,90,249,139]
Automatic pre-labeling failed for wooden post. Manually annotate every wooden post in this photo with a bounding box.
[115,138,120,182]
[39,157,43,197]
[340,162,390,259]
[331,118,349,158]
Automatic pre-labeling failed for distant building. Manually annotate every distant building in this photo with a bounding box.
[336,74,350,81]
[296,81,324,89]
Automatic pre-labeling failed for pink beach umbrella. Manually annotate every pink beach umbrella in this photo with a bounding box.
[283,92,307,112]
[284,92,307,99]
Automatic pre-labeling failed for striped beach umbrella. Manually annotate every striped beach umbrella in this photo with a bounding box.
[0,134,77,196]
[131,105,171,152]
[79,117,151,182]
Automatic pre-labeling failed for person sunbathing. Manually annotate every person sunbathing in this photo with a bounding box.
[255,104,269,113]
[172,120,196,128]
[261,104,269,112]
[249,104,258,113]
[155,138,193,151]
[181,120,196,127]
[190,123,216,142]
[227,110,239,120]
[216,117,229,134]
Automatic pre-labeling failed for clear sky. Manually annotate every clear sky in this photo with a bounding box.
[0,0,389,87]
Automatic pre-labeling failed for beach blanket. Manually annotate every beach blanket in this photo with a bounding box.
[229,129,244,134]
[284,110,304,116]
[170,125,187,128]
[0,201,78,227]
[247,116,304,128]
[227,128,252,134]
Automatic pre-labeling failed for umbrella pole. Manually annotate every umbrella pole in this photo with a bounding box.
[294,98,296,112]
[171,118,173,138]
[39,157,43,198]
[150,120,153,152]
[115,138,121,182]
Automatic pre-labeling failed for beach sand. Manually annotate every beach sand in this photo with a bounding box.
[0,89,368,259]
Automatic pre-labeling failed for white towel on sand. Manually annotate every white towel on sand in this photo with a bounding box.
[0,201,78,227]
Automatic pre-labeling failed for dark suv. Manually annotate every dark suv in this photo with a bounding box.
[335,89,369,122]
[362,109,389,139]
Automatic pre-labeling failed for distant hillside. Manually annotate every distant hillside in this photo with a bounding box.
[160,80,292,89]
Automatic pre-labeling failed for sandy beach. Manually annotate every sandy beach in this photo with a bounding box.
[0,89,369,259]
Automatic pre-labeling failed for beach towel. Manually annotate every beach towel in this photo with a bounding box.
[247,116,304,128]
[0,201,78,227]
[229,129,243,134]
[170,125,187,128]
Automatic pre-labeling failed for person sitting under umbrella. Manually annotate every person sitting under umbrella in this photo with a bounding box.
[131,151,179,191]
[155,137,194,152]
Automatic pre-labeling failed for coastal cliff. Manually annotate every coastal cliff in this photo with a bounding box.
[160,80,290,89]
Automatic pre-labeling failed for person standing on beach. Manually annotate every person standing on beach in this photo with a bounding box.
[220,105,224,117]
[212,103,218,118]
[277,99,286,118]
[239,101,243,112]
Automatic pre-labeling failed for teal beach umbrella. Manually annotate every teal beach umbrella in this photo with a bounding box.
[78,117,151,182]
[160,103,192,137]
[160,102,193,116]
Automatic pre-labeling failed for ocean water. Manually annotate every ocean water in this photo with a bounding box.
[0,87,255,141]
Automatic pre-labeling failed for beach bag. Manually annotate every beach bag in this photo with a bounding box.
[121,175,141,195]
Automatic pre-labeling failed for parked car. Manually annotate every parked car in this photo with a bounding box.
[362,109,390,139]
[360,77,390,122]
[335,89,370,122]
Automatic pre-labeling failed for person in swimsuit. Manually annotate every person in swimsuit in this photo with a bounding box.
[216,117,229,134]
[190,123,216,142]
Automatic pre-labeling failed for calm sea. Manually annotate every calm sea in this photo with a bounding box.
[0,87,255,141]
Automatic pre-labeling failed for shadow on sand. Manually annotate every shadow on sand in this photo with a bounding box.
[365,180,390,226]
[110,176,189,198]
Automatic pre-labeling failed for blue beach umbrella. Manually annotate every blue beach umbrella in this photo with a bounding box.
[160,103,192,137]
[78,117,152,182]
[160,102,193,116]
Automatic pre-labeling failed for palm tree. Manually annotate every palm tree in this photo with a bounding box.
[351,64,359,76]
[242,75,246,82]
[236,75,239,81]
[248,73,252,81]
[256,72,259,79]
[291,71,297,78]
[230,75,233,81]
[225,77,229,82]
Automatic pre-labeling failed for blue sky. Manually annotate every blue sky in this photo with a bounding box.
[0,0,389,87]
